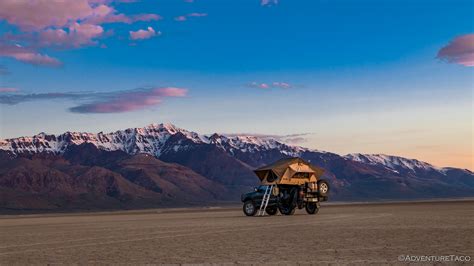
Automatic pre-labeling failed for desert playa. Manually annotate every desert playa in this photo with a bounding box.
[0,200,473,264]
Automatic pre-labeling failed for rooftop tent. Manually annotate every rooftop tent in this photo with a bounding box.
[254,157,325,185]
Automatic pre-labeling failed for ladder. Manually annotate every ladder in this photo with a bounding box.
[257,184,274,216]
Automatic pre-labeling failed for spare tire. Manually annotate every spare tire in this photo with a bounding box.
[272,186,279,196]
[317,179,330,197]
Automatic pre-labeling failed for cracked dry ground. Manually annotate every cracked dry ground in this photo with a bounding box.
[0,201,473,265]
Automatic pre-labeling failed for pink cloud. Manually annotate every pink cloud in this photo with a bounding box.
[0,0,99,31]
[250,81,292,89]
[188,13,207,17]
[261,0,278,6]
[39,23,104,48]
[0,0,162,66]
[90,0,139,3]
[10,53,60,66]
[133,14,162,22]
[251,82,270,89]
[174,16,187,22]
[156,87,188,97]
[69,87,188,113]
[0,44,62,67]
[86,11,161,25]
[174,13,207,22]
[0,87,18,93]
[0,1,161,30]
[272,82,291,89]
[437,34,474,67]
[69,22,104,41]
[93,0,140,4]
[129,27,159,40]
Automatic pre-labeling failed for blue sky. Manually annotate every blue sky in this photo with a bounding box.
[0,0,473,169]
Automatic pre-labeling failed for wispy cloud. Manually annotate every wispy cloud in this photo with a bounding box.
[174,16,187,22]
[224,132,313,145]
[249,81,292,89]
[0,87,18,93]
[261,0,278,6]
[0,65,9,75]
[437,34,474,67]
[0,43,62,67]
[129,26,160,40]
[188,13,207,17]
[278,133,312,144]
[271,82,291,89]
[268,133,312,144]
[0,91,91,105]
[70,87,187,113]
[86,11,161,25]
[174,13,207,21]
[252,82,270,89]
[0,87,188,114]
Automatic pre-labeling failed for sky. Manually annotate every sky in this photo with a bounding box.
[0,0,473,170]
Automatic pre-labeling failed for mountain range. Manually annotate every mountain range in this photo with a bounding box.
[1,123,473,212]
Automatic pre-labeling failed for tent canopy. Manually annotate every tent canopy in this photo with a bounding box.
[254,157,324,185]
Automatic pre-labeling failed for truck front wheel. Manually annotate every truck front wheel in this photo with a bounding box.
[243,200,257,216]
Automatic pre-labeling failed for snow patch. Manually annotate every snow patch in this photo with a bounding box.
[344,153,445,174]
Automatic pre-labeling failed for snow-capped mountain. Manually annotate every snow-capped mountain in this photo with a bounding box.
[1,123,467,175]
[1,123,471,176]
[0,122,473,211]
[0,123,308,158]
[208,133,307,157]
[0,123,205,157]
[344,153,446,175]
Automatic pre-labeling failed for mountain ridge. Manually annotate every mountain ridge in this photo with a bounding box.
[0,122,466,173]
[1,122,473,212]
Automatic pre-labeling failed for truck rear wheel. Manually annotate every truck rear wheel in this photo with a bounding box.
[305,203,319,215]
[243,200,257,216]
